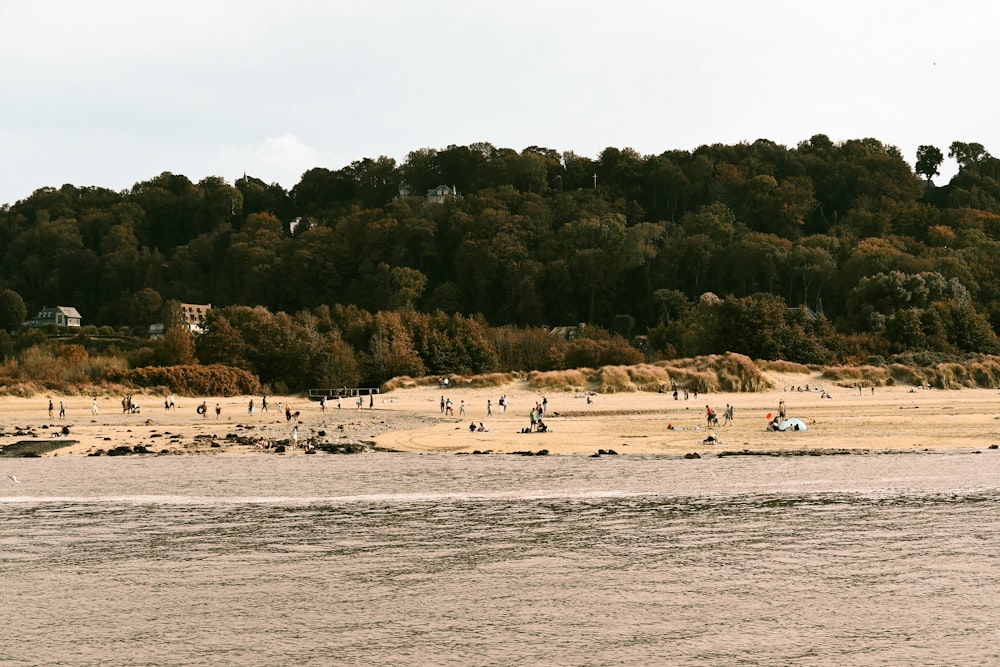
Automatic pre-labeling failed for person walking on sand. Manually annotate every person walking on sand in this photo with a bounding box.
[337,394,342,409]
[369,394,374,410]
[48,399,54,418]
[487,399,493,417]
[261,395,268,412]
[459,400,466,417]
[248,398,255,415]
[59,401,66,419]
[92,397,99,416]
[215,403,222,419]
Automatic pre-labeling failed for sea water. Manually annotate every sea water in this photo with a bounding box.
[3,451,1000,666]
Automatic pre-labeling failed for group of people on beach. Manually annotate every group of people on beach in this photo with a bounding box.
[247,396,270,414]
[705,404,735,427]
[662,378,699,401]
[527,397,549,432]
[47,399,66,419]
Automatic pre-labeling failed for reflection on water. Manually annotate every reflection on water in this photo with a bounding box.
[3,452,1000,666]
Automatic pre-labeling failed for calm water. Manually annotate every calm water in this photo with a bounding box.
[3,451,1000,666]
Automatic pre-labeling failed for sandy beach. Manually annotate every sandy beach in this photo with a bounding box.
[2,368,1000,457]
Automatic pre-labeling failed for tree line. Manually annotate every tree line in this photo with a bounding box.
[2,135,1000,389]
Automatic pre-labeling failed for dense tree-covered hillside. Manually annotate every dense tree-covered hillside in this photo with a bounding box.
[3,135,1000,389]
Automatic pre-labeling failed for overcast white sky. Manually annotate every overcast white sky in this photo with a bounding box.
[0,0,994,206]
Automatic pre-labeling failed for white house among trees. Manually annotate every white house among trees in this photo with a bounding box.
[26,306,82,328]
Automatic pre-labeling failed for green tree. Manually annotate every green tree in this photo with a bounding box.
[156,326,197,365]
[0,288,26,333]
[362,311,425,384]
[948,141,990,170]
[915,145,944,184]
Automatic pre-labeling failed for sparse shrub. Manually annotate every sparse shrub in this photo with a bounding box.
[625,364,672,391]
[526,369,590,391]
[595,366,636,393]
[760,360,813,374]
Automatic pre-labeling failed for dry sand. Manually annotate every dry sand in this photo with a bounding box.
[2,370,999,457]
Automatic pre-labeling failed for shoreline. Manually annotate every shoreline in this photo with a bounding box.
[2,371,999,457]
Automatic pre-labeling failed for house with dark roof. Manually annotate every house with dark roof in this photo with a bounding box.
[26,306,82,328]
[426,184,458,204]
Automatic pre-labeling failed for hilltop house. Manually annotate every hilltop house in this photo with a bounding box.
[182,303,211,333]
[26,306,82,328]
[426,184,458,204]
[148,302,212,337]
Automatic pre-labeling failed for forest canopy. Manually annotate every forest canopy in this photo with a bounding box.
[3,136,1000,390]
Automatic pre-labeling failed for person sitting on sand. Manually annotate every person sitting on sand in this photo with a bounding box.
[469,421,477,432]
[536,419,548,433]
[477,422,488,432]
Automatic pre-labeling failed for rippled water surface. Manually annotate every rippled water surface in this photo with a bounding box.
[4,452,1000,666]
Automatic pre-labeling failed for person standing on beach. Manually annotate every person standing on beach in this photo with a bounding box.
[59,401,65,419]
[778,399,786,419]
[248,398,255,415]
[459,400,466,416]
[440,396,445,414]
[215,403,222,419]
[92,397,99,416]
[487,399,493,417]
[337,394,342,409]
[261,395,268,412]
[48,399,54,418]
